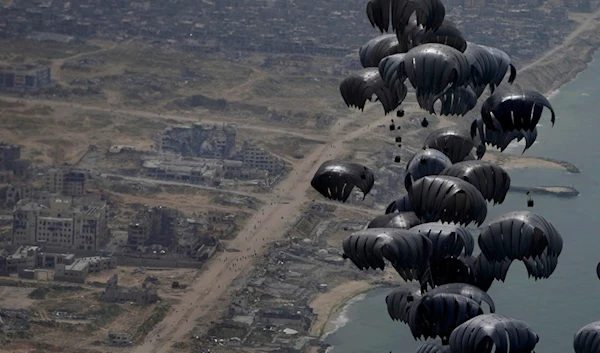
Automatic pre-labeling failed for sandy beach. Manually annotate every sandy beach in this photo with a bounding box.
[309,281,375,337]
[483,152,565,170]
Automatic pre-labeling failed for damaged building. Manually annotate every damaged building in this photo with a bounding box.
[126,207,229,261]
[152,122,285,179]
[127,205,180,250]
[0,245,116,283]
[103,274,159,304]
[155,122,237,159]
[141,155,225,185]
[12,195,109,251]
[0,142,31,179]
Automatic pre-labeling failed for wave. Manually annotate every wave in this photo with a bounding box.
[321,292,368,343]
[581,92,590,96]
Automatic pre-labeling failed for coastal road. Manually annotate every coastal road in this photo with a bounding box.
[520,8,600,73]
[129,104,391,353]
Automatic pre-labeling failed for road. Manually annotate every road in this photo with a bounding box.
[520,8,600,73]
[101,172,380,217]
[129,104,390,353]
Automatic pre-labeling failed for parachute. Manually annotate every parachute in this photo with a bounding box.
[471,118,538,155]
[449,314,539,353]
[314,0,567,350]
[574,321,600,353]
[440,160,511,204]
[423,127,478,163]
[481,88,556,132]
[405,175,488,226]
[341,228,433,280]
[409,223,475,260]
[360,35,402,68]
[386,194,414,214]
[478,211,563,279]
[339,68,401,115]
[406,148,453,181]
[310,160,375,203]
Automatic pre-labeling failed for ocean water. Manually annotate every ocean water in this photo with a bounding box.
[324,50,600,353]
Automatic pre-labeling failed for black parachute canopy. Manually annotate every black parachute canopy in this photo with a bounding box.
[311,160,375,203]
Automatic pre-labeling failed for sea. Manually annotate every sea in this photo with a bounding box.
[323,50,600,353]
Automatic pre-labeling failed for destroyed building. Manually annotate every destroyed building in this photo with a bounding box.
[141,155,225,185]
[103,274,159,304]
[127,207,228,261]
[0,142,31,178]
[257,304,314,331]
[127,206,180,250]
[0,64,51,91]
[0,245,116,283]
[155,123,237,159]
[240,140,285,175]
[153,123,285,178]
[12,195,109,251]
[43,166,89,197]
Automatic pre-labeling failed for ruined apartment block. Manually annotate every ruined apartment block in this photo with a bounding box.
[103,274,159,304]
[0,64,51,91]
[154,122,237,159]
[240,140,285,174]
[153,123,285,180]
[12,195,108,251]
[0,142,31,179]
[44,167,88,197]
[127,207,228,261]
[127,206,179,250]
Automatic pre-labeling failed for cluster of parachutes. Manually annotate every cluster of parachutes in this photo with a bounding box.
[340,0,557,157]
[310,0,600,351]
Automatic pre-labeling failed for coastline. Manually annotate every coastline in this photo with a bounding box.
[308,281,375,338]
[309,10,600,347]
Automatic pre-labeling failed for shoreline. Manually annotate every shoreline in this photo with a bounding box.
[310,10,600,345]
[308,281,375,338]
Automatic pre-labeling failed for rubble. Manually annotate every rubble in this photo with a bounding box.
[102,274,159,305]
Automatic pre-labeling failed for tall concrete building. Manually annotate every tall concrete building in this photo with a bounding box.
[241,140,285,175]
[44,167,88,197]
[0,142,30,177]
[127,206,180,250]
[12,196,108,251]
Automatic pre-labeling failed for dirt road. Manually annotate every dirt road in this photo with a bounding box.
[101,172,380,217]
[130,105,391,353]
